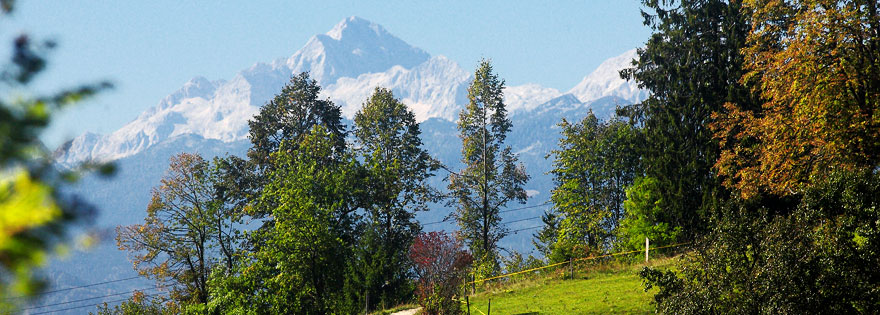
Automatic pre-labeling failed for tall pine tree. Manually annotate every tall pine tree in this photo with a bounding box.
[449,60,529,278]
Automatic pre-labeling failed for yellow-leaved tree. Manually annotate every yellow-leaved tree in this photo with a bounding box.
[713,0,880,197]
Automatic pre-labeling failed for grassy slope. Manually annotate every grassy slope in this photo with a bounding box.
[462,258,673,314]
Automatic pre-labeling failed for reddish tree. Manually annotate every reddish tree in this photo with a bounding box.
[409,231,472,315]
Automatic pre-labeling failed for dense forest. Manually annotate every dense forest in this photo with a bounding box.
[1,0,879,314]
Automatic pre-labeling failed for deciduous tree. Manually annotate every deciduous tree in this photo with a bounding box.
[117,153,237,304]
[349,87,438,310]
[223,126,360,314]
[243,72,345,219]
[409,231,472,315]
[713,0,880,197]
[548,113,640,257]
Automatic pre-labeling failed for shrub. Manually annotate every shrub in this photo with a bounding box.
[642,170,880,314]
[409,231,472,315]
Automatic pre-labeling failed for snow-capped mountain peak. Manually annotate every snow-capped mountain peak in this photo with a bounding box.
[326,16,387,41]
[54,17,646,168]
[285,16,430,86]
[568,49,648,104]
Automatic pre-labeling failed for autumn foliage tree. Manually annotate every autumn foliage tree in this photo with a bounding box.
[713,0,880,197]
[642,1,880,312]
[117,153,237,304]
[409,231,472,315]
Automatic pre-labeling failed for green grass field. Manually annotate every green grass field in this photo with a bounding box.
[461,257,674,314]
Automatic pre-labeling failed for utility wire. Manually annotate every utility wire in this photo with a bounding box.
[4,276,142,300]
[23,286,164,311]
[30,292,166,315]
[500,201,551,213]
[509,225,543,234]
[502,216,540,225]
[422,201,551,226]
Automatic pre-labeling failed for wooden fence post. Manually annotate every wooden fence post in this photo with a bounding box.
[645,237,649,262]
[466,295,471,315]
[488,298,491,315]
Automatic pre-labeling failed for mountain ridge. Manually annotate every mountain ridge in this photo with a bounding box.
[54,16,646,168]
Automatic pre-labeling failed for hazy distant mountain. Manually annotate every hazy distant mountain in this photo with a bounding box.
[40,16,646,314]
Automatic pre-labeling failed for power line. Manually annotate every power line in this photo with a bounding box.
[24,286,164,311]
[4,276,142,300]
[502,216,540,225]
[422,201,551,226]
[29,292,167,315]
[500,201,551,214]
[509,226,542,234]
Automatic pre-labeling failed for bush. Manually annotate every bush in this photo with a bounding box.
[642,170,880,314]
[409,231,472,315]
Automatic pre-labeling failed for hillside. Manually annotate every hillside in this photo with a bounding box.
[461,257,675,314]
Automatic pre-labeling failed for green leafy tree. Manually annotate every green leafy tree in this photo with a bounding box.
[117,153,238,305]
[616,176,680,251]
[92,291,176,315]
[448,60,529,278]
[243,72,345,220]
[349,87,438,311]
[217,126,360,314]
[548,113,640,259]
[0,2,112,311]
[620,0,759,240]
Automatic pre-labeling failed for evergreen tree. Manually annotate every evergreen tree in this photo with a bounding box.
[448,60,529,278]
[620,0,758,239]
[532,210,560,259]
[349,87,438,311]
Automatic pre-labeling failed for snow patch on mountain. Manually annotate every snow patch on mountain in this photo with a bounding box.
[324,55,469,122]
[568,49,648,104]
[505,84,561,113]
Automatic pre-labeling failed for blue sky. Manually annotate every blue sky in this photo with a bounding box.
[1,1,651,148]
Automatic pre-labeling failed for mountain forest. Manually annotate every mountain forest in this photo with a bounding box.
[2,0,880,314]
